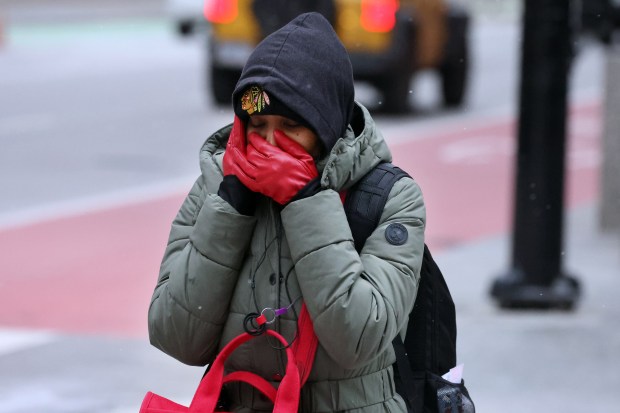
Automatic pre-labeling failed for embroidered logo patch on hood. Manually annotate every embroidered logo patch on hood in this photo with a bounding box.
[241,86,271,115]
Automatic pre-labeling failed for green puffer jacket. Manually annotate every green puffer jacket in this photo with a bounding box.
[149,103,426,413]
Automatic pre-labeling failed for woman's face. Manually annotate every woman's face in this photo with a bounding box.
[247,115,321,158]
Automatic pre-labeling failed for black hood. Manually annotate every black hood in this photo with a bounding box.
[233,12,355,152]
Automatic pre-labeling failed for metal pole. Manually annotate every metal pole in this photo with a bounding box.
[601,45,620,233]
[490,0,581,309]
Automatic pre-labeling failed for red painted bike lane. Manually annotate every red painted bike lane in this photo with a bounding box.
[394,103,600,250]
[0,103,601,337]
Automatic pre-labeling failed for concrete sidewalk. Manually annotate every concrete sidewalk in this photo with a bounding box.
[438,202,620,413]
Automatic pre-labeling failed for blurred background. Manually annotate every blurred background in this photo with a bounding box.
[0,0,619,412]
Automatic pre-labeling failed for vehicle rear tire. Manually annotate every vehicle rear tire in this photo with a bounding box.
[210,66,241,106]
[440,11,470,108]
[176,20,194,37]
[440,48,468,108]
[376,71,412,114]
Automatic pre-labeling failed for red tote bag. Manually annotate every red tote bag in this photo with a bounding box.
[140,305,318,413]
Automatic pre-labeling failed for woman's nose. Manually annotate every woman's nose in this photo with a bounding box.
[264,129,277,146]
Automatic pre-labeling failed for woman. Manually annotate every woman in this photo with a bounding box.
[148,12,426,413]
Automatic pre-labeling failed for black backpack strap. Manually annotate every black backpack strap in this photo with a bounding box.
[344,163,410,252]
[393,335,422,413]
[407,244,457,374]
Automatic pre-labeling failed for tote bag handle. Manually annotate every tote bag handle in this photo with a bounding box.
[188,329,300,413]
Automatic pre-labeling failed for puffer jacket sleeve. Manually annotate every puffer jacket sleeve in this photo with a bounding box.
[281,177,425,369]
[148,176,257,366]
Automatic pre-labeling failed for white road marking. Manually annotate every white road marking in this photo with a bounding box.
[0,175,196,231]
[0,328,56,356]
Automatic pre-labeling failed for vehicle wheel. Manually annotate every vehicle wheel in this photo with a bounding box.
[376,71,412,114]
[210,66,241,106]
[439,35,469,107]
[176,20,194,37]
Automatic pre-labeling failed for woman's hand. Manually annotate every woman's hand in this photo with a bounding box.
[219,116,258,215]
[223,116,252,179]
[244,130,319,205]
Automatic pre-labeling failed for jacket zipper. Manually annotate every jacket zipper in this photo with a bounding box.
[272,203,286,376]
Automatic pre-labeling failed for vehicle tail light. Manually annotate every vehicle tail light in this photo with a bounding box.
[204,0,238,24]
[360,0,399,32]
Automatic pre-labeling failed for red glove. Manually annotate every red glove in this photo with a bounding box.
[244,130,319,205]
[220,116,259,214]
[223,115,253,181]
